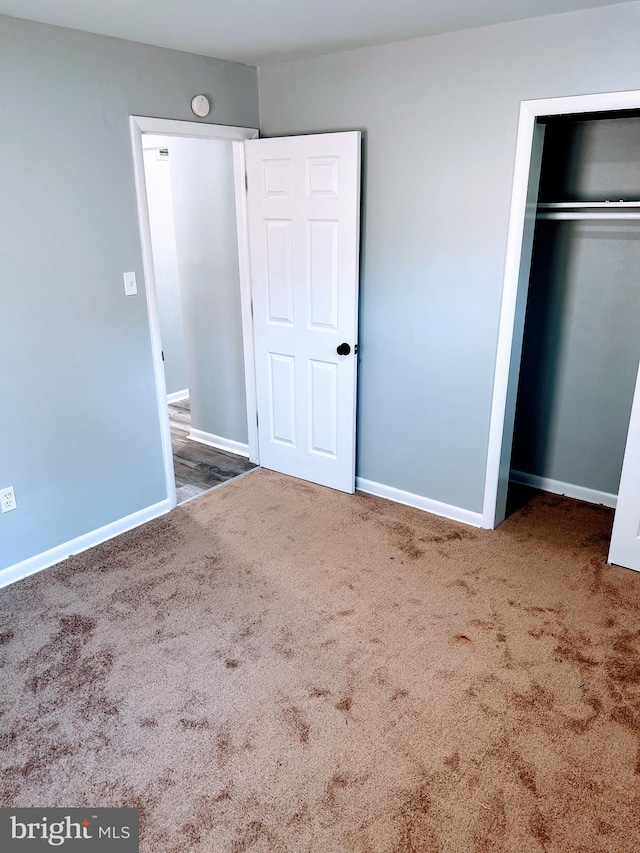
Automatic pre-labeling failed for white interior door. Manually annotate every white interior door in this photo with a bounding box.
[608,360,640,570]
[245,132,361,492]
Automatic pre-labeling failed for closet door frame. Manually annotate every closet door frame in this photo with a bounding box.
[483,89,640,530]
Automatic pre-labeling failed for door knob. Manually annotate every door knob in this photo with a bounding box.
[336,342,351,356]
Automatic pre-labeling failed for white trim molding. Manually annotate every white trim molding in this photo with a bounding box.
[167,389,189,404]
[130,116,258,141]
[356,478,483,527]
[189,429,250,458]
[482,88,640,530]
[510,470,617,509]
[232,140,260,465]
[129,116,259,511]
[0,500,171,590]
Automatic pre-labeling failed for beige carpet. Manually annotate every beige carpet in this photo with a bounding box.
[1,469,639,852]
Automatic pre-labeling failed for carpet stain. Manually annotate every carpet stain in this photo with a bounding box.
[287,803,310,829]
[453,578,478,597]
[430,530,466,544]
[515,760,537,794]
[394,780,441,853]
[442,751,460,772]
[384,521,424,560]
[212,784,233,803]
[335,695,353,712]
[20,741,76,782]
[216,731,234,766]
[473,790,507,851]
[598,819,615,835]
[280,704,310,744]
[529,809,551,847]
[512,681,554,712]
[231,820,284,853]
[391,689,409,702]
[322,770,368,812]
[273,643,295,659]
[607,630,640,684]
[553,638,599,668]
[179,718,210,730]
[610,705,640,732]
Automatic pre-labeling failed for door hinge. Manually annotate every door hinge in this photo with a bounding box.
[256,411,259,427]
[245,170,248,192]
[354,344,358,354]
[250,297,254,319]
[161,350,165,362]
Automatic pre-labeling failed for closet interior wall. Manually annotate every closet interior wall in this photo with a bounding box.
[510,114,640,506]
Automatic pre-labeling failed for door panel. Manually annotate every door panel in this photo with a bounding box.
[269,353,296,446]
[309,359,338,457]
[265,220,293,323]
[245,132,361,492]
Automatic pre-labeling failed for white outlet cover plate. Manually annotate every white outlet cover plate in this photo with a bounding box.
[123,272,137,295]
[1,486,17,513]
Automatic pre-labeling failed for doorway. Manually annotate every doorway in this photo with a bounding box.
[130,117,259,508]
[483,89,640,572]
[132,118,362,506]
[142,133,257,502]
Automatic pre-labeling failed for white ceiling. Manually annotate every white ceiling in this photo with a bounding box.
[0,0,634,65]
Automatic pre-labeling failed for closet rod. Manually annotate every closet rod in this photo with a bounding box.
[537,212,640,221]
[538,201,640,209]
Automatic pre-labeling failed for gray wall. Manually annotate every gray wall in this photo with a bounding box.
[142,139,189,396]
[511,117,640,495]
[258,1,640,513]
[0,16,258,571]
[169,137,248,444]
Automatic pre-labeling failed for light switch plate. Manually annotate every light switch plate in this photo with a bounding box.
[123,271,137,296]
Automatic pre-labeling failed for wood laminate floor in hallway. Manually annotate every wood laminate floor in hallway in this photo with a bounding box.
[168,397,256,504]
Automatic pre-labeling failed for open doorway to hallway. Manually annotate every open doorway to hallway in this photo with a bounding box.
[168,397,255,502]
[141,133,255,504]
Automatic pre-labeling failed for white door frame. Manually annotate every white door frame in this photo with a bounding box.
[130,116,259,509]
[482,89,640,530]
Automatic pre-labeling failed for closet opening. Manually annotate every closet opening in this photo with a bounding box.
[505,110,640,535]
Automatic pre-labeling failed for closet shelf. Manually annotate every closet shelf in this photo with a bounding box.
[537,201,640,221]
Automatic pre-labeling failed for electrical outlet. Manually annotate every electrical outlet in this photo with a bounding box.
[1,486,17,513]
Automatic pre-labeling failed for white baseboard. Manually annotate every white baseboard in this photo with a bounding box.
[167,389,189,404]
[0,499,171,590]
[509,470,617,508]
[189,429,250,458]
[355,478,483,527]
